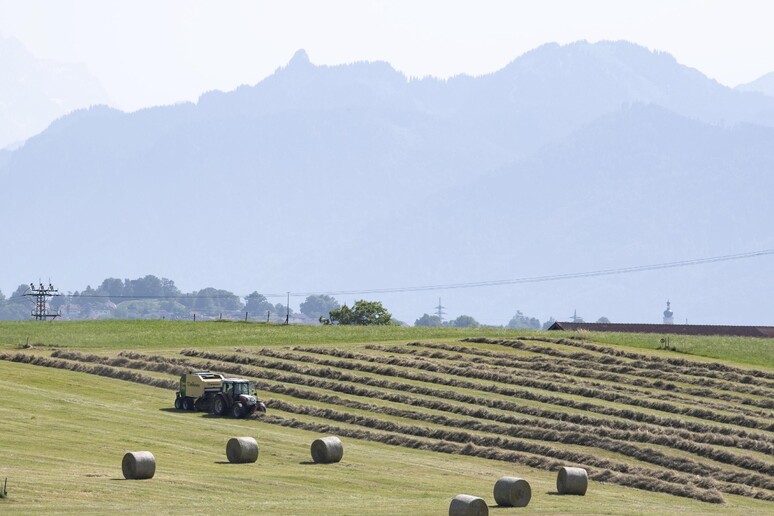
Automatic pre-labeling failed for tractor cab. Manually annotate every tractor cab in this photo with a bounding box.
[220,378,266,417]
[223,379,256,398]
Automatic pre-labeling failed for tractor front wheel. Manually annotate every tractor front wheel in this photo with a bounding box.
[232,403,243,418]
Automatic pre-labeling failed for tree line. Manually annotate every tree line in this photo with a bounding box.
[0,275,603,326]
[0,275,365,323]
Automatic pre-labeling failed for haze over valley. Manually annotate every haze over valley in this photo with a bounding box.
[2,36,774,326]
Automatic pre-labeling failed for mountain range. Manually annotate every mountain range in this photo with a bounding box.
[2,40,774,325]
[0,35,108,150]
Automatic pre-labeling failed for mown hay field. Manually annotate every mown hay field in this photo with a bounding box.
[1,321,773,514]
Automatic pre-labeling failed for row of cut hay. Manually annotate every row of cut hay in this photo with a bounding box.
[467,336,774,393]
[251,373,774,475]
[249,347,774,432]
[471,336,774,387]
[400,342,774,407]
[527,336,774,382]
[297,345,772,417]
[266,398,773,501]
[160,350,774,493]
[51,350,189,377]
[101,349,774,482]
[4,349,765,504]
[458,338,774,398]
[394,343,774,412]
[178,349,774,445]
[185,351,774,464]
[0,352,177,389]
[0,348,759,503]
[253,377,774,486]
[287,345,663,400]
[258,406,726,504]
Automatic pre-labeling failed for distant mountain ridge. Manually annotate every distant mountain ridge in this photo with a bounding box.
[736,71,774,97]
[0,35,109,149]
[2,40,773,325]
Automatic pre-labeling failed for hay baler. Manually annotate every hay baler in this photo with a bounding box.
[175,370,266,418]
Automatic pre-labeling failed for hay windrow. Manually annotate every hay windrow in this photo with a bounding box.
[0,352,177,389]
[178,349,774,445]
[466,337,774,385]
[259,412,727,504]
[250,375,774,475]
[4,341,773,506]
[372,343,774,411]
[267,399,773,500]
[240,347,774,431]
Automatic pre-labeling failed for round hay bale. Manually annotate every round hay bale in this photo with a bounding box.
[226,437,259,464]
[310,436,343,464]
[493,476,531,507]
[556,466,588,495]
[449,494,488,516]
[122,451,155,480]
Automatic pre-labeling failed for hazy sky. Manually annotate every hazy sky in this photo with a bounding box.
[1,0,773,111]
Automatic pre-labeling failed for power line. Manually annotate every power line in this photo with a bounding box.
[289,248,774,297]
[7,248,773,302]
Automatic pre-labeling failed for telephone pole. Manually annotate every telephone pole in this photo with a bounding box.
[24,282,61,320]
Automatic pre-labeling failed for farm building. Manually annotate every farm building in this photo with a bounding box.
[547,321,774,338]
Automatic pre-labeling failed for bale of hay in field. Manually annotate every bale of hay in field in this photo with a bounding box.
[449,494,488,516]
[226,437,259,464]
[122,451,156,480]
[493,476,531,507]
[311,436,343,464]
[556,466,588,495]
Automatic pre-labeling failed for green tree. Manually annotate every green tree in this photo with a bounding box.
[415,313,442,327]
[190,287,244,316]
[244,292,275,315]
[274,303,294,318]
[0,288,31,320]
[325,300,392,325]
[10,284,30,302]
[596,316,611,324]
[452,315,479,328]
[507,310,541,330]
[97,278,125,300]
[300,294,340,320]
[541,317,557,330]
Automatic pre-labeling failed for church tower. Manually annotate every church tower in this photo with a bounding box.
[663,300,674,325]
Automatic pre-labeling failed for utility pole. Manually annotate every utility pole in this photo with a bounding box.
[285,292,290,325]
[24,282,61,321]
[435,297,446,324]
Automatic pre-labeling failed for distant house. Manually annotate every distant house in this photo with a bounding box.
[547,321,774,338]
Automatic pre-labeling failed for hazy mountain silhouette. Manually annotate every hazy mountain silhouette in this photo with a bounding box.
[737,71,774,97]
[2,40,772,325]
[0,35,109,149]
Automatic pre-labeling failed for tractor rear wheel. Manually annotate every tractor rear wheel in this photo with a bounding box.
[174,397,183,410]
[212,396,226,416]
[183,397,194,411]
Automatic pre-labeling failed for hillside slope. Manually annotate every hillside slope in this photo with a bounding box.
[1,326,773,513]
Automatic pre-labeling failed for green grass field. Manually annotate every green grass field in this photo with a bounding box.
[1,321,773,514]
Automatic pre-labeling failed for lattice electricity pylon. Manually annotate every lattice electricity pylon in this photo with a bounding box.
[24,282,61,320]
[435,297,446,323]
